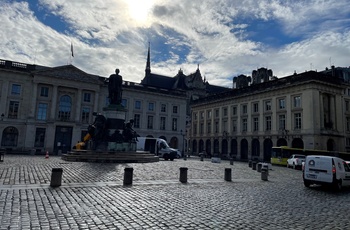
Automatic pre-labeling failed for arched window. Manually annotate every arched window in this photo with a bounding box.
[1,126,19,147]
[58,95,72,121]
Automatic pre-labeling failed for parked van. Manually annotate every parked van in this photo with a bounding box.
[136,137,180,161]
[303,155,350,190]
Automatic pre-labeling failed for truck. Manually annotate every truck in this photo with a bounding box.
[136,137,180,161]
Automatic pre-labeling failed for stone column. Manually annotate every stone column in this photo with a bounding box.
[75,89,82,122]
[50,85,58,120]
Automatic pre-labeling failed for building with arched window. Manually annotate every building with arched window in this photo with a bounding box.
[189,67,350,161]
[0,55,228,154]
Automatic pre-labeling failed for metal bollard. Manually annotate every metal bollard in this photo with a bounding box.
[252,161,257,170]
[261,169,268,181]
[230,158,234,165]
[50,168,63,187]
[248,160,252,167]
[257,163,262,172]
[224,168,232,181]
[200,155,204,161]
[123,167,134,186]
[179,167,188,183]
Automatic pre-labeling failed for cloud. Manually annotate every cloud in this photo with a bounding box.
[0,0,349,87]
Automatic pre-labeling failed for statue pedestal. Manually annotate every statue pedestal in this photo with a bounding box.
[103,105,126,130]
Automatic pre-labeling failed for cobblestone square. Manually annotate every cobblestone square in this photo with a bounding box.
[1,155,350,229]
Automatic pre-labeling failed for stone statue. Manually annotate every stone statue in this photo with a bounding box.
[107,68,123,105]
[122,119,138,142]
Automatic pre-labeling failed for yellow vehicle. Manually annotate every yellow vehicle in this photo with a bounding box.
[75,133,92,150]
[270,146,350,166]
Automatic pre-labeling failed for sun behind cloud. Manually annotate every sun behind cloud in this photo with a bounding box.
[125,0,155,25]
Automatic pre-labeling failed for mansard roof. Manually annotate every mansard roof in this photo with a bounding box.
[192,70,346,106]
[141,73,177,90]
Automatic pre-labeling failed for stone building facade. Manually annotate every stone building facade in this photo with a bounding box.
[0,54,227,154]
[189,67,350,161]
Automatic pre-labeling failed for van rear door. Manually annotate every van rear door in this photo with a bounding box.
[304,156,333,183]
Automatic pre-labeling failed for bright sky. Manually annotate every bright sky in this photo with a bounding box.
[1,0,350,87]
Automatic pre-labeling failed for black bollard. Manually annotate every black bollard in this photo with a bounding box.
[50,168,63,187]
[179,167,188,183]
[230,158,234,165]
[224,168,232,181]
[123,167,134,186]
[261,168,268,181]
[252,161,257,170]
[200,155,204,161]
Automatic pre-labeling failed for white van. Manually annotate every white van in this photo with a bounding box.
[303,155,350,190]
[136,137,180,161]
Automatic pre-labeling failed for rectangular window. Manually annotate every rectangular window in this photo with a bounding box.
[34,128,46,147]
[172,118,178,131]
[82,107,90,124]
[232,106,237,116]
[11,84,21,95]
[265,101,271,111]
[40,87,49,97]
[253,103,259,113]
[346,101,350,112]
[294,113,302,130]
[200,112,204,119]
[121,99,127,108]
[135,100,141,110]
[207,110,212,119]
[160,117,166,130]
[215,109,219,118]
[294,96,301,108]
[242,118,247,132]
[215,121,219,133]
[347,117,350,131]
[253,117,259,131]
[200,123,204,134]
[279,114,286,130]
[193,124,197,135]
[223,120,228,132]
[194,113,198,120]
[347,138,350,146]
[148,102,154,111]
[83,93,91,102]
[37,103,48,120]
[173,106,178,114]
[232,119,237,132]
[8,101,19,118]
[207,122,211,133]
[147,116,153,129]
[265,116,271,131]
[223,107,228,117]
[242,104,247,114]
[161,104,166,113]
[134,114,140,128]
[278,98,285,109]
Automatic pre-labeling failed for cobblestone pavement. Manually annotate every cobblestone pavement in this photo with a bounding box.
[1,155,350,229]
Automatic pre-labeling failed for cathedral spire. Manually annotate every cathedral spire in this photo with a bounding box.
[145,42,151,77]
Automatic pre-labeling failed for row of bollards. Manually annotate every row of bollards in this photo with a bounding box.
[50,161,269,188]
[249,161,269,181]
[49,166,234,188]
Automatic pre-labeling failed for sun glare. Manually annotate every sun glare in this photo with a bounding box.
[127,0,154,24]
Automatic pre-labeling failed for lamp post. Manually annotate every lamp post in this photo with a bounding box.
[181,129,186,160]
